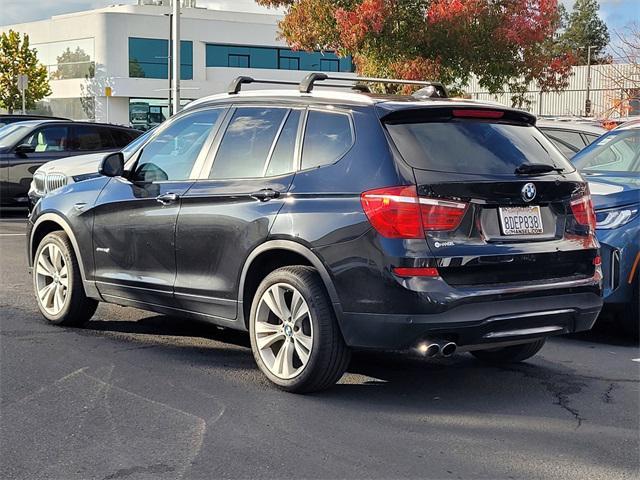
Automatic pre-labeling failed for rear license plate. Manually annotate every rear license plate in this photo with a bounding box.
[499,206,543,235]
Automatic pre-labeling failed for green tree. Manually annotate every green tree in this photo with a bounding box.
[0,30,51,113]
[561,0,610,64]
[52,47,94,79]
[256,0,575,107]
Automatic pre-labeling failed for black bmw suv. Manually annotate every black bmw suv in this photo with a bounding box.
[27,74,602,392]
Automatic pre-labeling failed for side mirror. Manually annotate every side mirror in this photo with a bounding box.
[99,152,125,177]
[15,144,36,155]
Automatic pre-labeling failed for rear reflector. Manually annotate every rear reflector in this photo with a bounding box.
[593,256,602,266]
[452,109,504,119]
[361,186,468,238]
[393,267,439,277]
[570,194,597,232]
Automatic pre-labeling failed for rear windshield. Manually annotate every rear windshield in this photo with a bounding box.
[385,120,574,175]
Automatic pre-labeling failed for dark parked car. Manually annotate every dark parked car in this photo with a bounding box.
[27,74,602,392]
[572,122,640,335]
[537,120,606,158]
[0,114,68,127]
[28,128,156,208]
[0,120,141,209]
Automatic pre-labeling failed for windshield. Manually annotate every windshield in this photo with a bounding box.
[572,129,640,174]
[0,124,33,149]
[386,120,574,175]
[121,128,154,159]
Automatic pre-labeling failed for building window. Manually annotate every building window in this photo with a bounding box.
[206,43,353,73]
[129,38,193,80]
[279,57,300,70]
[33,38,95,79]
[228,54,250,68]
[320,59,340,72]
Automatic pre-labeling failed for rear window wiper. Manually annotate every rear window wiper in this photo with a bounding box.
[515,163,564,175]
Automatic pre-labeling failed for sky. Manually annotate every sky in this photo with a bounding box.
[0,0,637,33]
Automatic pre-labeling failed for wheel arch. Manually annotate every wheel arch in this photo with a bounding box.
[238,240,342,330]
[30,213,97,298]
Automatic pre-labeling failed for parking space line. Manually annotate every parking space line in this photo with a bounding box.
[632,359,640,363]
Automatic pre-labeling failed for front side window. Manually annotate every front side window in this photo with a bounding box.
[209,107,288,179]
[573,130,640,173]
[23,126,70,152]
[133,109,221,182]
[301,110,353,170]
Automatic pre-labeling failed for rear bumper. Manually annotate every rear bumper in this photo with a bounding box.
[339,290,602,350]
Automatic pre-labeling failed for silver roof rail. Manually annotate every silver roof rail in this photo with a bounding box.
[299,72,448,97]
[228,75,373,95]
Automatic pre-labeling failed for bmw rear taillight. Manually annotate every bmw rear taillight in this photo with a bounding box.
[570,194,596,232]
[360,186,468,238]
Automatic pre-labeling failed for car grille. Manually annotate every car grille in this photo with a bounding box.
[33,172,47,195]
[45,173,67,193]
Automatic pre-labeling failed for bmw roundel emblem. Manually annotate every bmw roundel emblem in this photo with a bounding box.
[521,183,536,202]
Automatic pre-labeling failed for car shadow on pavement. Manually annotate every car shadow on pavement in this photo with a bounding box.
[80,313,603,405]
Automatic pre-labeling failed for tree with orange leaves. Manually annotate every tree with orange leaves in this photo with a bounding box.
[256,0,575,107]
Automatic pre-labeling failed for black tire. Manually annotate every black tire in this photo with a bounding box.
[33,231,98,326]
[249,266,350,393]
[470,339,546,364]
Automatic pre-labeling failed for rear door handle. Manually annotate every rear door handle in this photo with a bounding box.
[250,189,280,202]
[156,192,180,205]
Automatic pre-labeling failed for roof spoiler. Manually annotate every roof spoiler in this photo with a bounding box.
[381,106,536,126]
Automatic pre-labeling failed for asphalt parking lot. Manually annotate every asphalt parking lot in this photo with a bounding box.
[1,214,639,480]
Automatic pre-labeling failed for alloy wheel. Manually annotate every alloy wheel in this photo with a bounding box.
[254,283,313,380]
[35,243,69,316]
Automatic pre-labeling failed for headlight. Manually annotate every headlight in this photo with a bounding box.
[595,205,639,229]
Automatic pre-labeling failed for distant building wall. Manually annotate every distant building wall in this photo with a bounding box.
[465,64,640,118]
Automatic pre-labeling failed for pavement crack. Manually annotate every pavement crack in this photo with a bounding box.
[602,382,617,404]
[542,380,585,429]
[102,463,175,480]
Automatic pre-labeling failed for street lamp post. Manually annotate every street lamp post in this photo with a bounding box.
[164,13,173,117]
[172,0,180,115]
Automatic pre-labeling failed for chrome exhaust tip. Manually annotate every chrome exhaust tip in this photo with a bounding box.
[416,342,441,358]
[440,342,457,357]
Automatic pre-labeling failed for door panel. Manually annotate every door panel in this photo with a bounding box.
[92,178,194,304]
[174,175,295,318]
[173,106,302,319]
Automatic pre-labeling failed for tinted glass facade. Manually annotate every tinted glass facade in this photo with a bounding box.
[206,44,353,72]
[33,38,95,79]
[129,38,193,80]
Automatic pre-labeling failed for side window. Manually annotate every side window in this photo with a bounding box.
[134,109,221,182]
[23,126,70,152]
[301,110,353,170]
[112,129,140,148]
[546,130,584,150]
[71,125,114,151]
[546,135,578,158]
[265,110,301,177]
[209,107,288,179]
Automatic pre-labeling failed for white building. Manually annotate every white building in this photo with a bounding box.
[0,0,354,129]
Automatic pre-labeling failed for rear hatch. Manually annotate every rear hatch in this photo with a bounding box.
[380,105,598,287]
